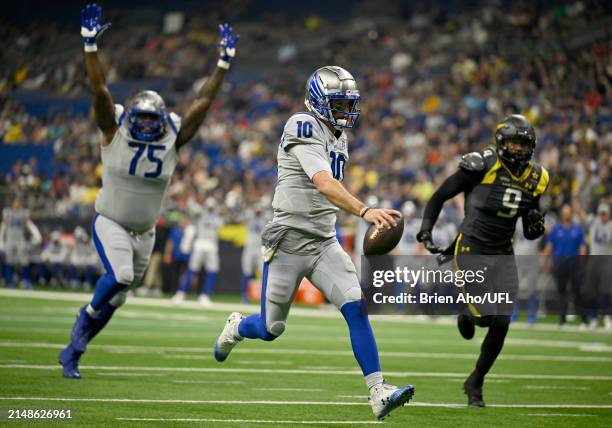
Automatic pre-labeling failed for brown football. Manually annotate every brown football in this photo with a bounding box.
[363,215,404,255]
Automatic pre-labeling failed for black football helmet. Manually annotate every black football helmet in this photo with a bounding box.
[494,114,536,170]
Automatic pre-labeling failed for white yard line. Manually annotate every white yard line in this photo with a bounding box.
[253,388,324,392]
[2,289,611,334]
[1,363,612,381]
[96,373,166,377]
[524,385,591,390]
[521,413,595,417]
[116,418,381,425]
[171,380,245,385]
[1,340,610,363]
[0,397,611,409]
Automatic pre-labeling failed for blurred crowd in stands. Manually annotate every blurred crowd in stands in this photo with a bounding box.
[0,1,611,321]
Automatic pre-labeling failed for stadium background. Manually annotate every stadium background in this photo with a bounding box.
[1,0,611,300]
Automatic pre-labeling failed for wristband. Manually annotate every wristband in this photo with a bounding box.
[84,43,98,52]
[217,59,231,70]
[359,207,370,218]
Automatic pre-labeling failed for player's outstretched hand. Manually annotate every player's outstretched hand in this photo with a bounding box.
[217,23,240,69]
[363,208,400,230]
[81,3,111,51]
[416,230,443,254]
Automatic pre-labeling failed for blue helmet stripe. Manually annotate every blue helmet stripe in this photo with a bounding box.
[310,74,323,98]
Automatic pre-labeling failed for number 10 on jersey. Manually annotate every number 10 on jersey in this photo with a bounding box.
[330,151,346,181]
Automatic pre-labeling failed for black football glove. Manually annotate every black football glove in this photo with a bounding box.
[416,230,443,254]
[523,209,545,240]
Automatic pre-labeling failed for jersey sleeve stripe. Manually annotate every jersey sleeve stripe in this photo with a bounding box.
[166,114,178,135]
[481,159,501,184]
[534,167,549,196]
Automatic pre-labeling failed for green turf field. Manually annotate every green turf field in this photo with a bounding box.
[0,289,611,427]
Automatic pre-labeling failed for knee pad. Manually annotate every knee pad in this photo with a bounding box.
[266,320,285,339]
[109,291,127,308]
[115,265,134,286]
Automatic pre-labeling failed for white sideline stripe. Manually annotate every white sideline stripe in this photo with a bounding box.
[1,397,612,409]
[524,385,591,390]
[253,388,324,392]
[1,364,612,381]
[2,288,612,333]
[2,341,611,363]
[116,418,381,425]
[522,413,595,417]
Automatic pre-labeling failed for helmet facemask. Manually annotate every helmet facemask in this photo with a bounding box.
[305,67,361,130]
[125,91,167,142]
[495,115,536,172]
[128,110,166,142]
[496,134,535,171]
[315,94,360,129]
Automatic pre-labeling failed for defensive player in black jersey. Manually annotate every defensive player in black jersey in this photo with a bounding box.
[416,114,549,407]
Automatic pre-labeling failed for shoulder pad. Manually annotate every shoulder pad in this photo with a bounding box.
[114,104,125,125]
[281,113,325,150]
[167,112,181,134]
[459,152,485,171]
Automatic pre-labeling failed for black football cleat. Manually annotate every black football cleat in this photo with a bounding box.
[457,314,475,340]
[463,372,485,407]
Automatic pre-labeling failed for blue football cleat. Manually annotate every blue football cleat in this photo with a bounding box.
[58,344,82,379]
[71,306,96,353]
[369,382,415,420]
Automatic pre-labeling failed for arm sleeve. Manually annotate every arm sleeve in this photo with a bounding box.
[290,143,331,180]
[420,169,479,232]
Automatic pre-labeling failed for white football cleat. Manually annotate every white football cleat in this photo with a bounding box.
[214,312,244,362]
[171,291,185,304]
[369,381,414,420]
[198,294,213,307]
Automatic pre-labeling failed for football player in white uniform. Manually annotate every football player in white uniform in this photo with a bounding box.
[239,202,270,302]
[172,197,223,306]
[69,226,99,290]
[40,231,69,287]
[59,3,240,378]
[214,67,414,420]
[0,197,40,288]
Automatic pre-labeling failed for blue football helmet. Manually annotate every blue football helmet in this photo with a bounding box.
[125,90,167,142]
[305,66,360,130]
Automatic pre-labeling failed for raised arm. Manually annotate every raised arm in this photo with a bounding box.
[176,24,240,149]
[81,3,116,145]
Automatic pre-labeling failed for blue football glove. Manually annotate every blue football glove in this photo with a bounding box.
[217,23,240,70]
[81,3,111,52]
